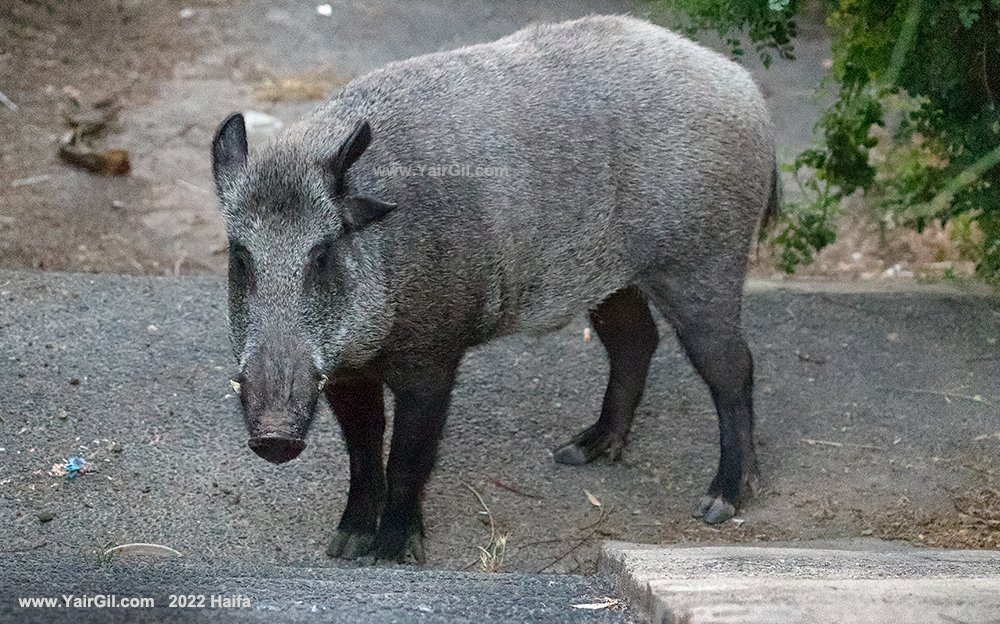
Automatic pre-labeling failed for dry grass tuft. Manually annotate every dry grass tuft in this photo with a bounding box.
[254,70,352,103]
[478,533,509,573]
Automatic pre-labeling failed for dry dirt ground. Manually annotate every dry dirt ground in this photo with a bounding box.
[0,0,978,280]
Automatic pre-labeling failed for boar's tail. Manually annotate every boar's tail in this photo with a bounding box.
[757,159,781,240]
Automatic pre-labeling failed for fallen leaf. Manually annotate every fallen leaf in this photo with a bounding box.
[584,489,602,508]
[572,598,622,610]
[103,543,182,558]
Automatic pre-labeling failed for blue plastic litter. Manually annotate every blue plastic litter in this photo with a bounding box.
[65,455,86,479]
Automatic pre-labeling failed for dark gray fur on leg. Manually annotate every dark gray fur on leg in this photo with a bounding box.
[554,286,659,465]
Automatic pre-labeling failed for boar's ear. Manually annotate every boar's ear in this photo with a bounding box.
[329,119,372,195]
[327,119,397,230]
[341,194,397,231]
[212,113,248,192]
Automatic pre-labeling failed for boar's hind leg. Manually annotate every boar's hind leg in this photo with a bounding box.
[644,281,759,525]
[553,286,659,465]
[326,375,386,560]
[377,360,460,563]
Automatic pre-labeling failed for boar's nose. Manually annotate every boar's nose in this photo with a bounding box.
[248,436,306,464]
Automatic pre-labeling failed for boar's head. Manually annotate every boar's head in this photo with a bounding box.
[211,113,396,464]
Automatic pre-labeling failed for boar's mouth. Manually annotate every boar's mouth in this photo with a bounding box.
[247,434,307,464]
[240,399,319,464]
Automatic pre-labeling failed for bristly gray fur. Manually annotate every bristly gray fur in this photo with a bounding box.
[217,14,775,381]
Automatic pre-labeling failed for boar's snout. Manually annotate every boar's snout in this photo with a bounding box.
[234,331,325,464]
[248,434,307,464]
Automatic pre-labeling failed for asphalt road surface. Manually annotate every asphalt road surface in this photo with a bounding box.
[1,271,998,619]
[3,557,633,623]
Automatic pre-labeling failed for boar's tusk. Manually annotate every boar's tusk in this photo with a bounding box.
[318,374,329,391]
[229,379,242,394]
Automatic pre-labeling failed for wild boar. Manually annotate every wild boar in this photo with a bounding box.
[212,14,776,562]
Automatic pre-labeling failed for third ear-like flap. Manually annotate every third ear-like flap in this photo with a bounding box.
[342,194,397,231]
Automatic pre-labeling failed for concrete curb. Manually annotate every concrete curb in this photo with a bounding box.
[600,542,1000,624]
[745,277,998,296]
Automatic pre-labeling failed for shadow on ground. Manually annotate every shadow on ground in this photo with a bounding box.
[1,272,997,575]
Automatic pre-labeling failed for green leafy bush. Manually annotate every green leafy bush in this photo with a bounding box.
[659,0,1000,278]
[666,0,799,66]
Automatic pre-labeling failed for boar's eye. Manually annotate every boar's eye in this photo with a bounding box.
[309,242,329,271]
[305,240,335,286]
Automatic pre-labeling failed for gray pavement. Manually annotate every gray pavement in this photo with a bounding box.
[3,556,632,623]
[1,271,999,619]
[601,542,1000,623]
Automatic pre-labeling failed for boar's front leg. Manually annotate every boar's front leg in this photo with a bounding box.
[377,358,460,563]
[326,374,386,559]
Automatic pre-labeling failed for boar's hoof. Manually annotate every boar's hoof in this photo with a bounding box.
[552,427,625,465]
[374,526,426,564]
[693,495,737,524]
[552,443,592,465]
[326,530,376,560]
